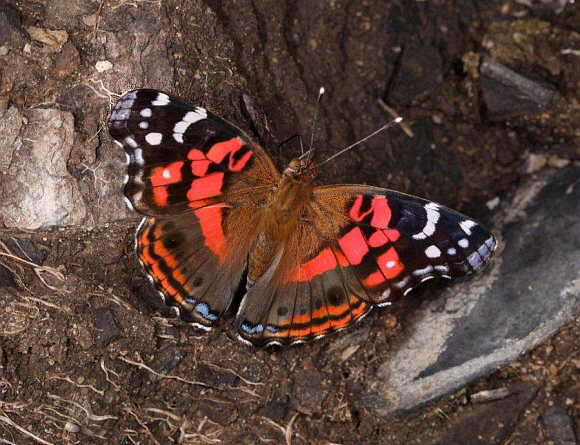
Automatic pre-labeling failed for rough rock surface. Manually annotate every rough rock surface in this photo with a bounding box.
[360,165,580,417]
[0,108,87,229]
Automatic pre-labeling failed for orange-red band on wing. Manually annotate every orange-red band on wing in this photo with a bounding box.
[193,205,228,263]
[376,246,403,279]
[150,161,184,206]
[187,172,225,202]
[286,248,338,282]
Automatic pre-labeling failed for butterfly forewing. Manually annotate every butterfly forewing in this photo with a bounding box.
[109,89,279,216]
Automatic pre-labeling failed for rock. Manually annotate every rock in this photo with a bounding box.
[259,400,288,421]
[525,153,547,174]
[387,39,443,106]
[52,42,80,79]
[0,108,87,229]
[197,398,238,426]
[95,60,113,73]
[542,408,578,444]
[480,57,556,120]
[0,106,23,173]
[26,26,68,50]
[433,383,538,445]
[149,346,184,377]
[359,165,580,417]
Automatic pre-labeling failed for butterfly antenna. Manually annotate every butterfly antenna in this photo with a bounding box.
[299,87,325,161]
[308,87,325,153]
[315,117,403,168]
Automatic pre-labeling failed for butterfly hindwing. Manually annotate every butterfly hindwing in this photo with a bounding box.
[136,204,262,329]
[236,185,496,346]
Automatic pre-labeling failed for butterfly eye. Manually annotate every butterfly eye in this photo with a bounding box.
[288,159,301,171]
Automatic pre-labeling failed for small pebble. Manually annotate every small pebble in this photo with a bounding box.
[95,60,113,72]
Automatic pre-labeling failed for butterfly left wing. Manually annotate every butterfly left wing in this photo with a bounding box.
[108,89,281,329]
[236,185,496,346]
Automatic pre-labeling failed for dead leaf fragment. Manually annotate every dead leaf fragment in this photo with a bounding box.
[26,27,68,50]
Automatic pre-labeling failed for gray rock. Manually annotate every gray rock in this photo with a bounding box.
[0,108,88,229]
[543,408,579,444]
[480,57,556,119]
[359,165,580,417]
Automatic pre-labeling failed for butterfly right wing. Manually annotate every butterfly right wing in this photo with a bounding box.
[237,185,496,346]
[109,89,280,328]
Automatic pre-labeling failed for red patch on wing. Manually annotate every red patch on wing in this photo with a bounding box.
[349,195,392,228]
[338,227,369,265]
[376,246,403,279]
[362,270,385,287]
[187,172,225,202]
[368,229,388,247]
[150,161,184,187]
[193,205,227,263]
[287,248,338,282]
[206,137,253,172]
[150,161,184,206]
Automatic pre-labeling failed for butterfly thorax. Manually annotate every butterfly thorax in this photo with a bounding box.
[247,158,315,285]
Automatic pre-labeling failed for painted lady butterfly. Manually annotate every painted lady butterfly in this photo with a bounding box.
[109,89,496,347]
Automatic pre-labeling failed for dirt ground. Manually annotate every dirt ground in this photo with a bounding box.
[0,0,579,444]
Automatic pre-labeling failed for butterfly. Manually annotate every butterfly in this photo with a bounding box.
[108,89,496,347]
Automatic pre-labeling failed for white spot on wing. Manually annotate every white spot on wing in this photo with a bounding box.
[140,107,152,117]
[458,238,469,248]
[145,132,163,145]
[425,245,441,258]
[447,247,456,255]
[151,92,170,106]
[395,276,410,289]
[172,109,208,143]
[386,261,396,269]
[467,251,482,268]
[139,121,149,129]
[413,202,440,240]
[460,219,477,236]
[413,265,434,276]
[162,169,171,179]
[133,148,144,165]
[124,136,138,148]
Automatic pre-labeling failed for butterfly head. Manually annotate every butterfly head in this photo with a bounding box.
[284,149,318,182]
